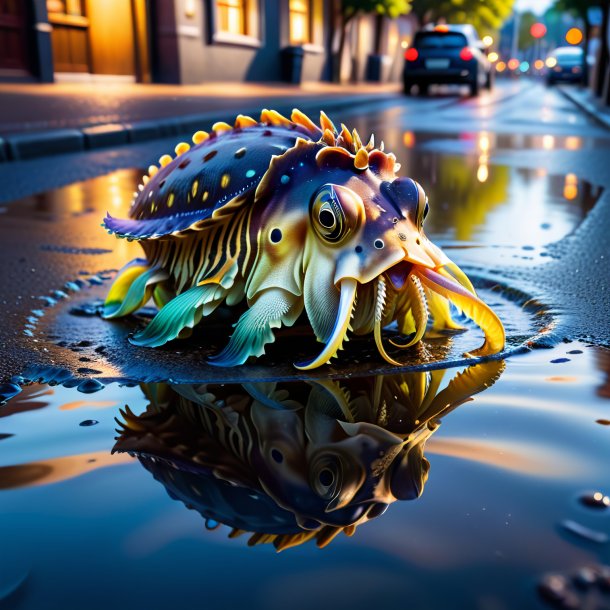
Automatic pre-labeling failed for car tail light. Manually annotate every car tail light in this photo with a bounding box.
[405,48,419,62]
[459,47,474,61]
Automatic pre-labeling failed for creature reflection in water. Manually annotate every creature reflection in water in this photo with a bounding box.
[114,361,504,551]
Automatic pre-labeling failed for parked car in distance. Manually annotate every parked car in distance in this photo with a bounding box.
[403,24,493,97]
[546,46,584,86]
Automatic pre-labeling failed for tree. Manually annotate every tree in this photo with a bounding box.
[518,10,539,49]
[553,0,606,85]
[411,0,515,38]
[334,0,412,82]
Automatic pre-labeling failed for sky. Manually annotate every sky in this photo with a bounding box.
[514,0,554,15]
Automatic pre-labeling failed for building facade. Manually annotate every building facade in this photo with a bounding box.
[0,0,414,85]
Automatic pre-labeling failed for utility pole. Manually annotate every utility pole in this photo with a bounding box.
[511,11,521,59]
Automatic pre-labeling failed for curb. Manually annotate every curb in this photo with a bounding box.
[556,85,610,131]
[0,92,399,163]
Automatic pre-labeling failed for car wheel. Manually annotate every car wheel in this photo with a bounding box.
[485,70,493,90]
[469,77,479,97]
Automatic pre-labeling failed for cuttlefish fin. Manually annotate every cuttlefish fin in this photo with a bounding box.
[210,288,303,367]
[130,282,226,348]
[103,260,168,319]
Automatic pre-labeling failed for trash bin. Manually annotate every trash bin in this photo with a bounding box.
[281,46,305,84]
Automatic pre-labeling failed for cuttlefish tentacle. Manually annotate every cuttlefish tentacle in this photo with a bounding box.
[374,276,408,366]
[295,279,357,370]
[415,267,505,357]
[390,275,428,349]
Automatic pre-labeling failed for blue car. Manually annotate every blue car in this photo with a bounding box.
[546,46,584,85]
[403,25,493,97]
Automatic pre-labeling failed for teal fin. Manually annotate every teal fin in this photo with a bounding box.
[103,261,168,319]
[130,283,225,348]
[210,289,303,367]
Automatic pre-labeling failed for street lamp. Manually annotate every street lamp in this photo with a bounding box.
[482,35,494,47]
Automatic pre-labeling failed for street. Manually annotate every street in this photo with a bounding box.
[1,77,609,610]
[0,78,608,382]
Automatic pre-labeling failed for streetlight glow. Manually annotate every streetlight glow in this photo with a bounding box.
[565,28,583,45]
[545,56,557,68]
[488,51,499,63]
[482,35,493,47]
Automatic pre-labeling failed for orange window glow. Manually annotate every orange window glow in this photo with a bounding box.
[289,0,311,45]
[217,0,246,35]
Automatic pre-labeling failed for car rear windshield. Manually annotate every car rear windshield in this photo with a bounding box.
[555,50,583,65]
[414,32,468,49]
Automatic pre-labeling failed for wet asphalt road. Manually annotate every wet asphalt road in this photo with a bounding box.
[0,77,608,383]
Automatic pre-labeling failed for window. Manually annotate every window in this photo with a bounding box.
[216,0,246,36]
[289,0,310,45]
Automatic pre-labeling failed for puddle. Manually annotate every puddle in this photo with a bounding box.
[0,158,601,382]
[0,343,609,610]
[0,141,608,609]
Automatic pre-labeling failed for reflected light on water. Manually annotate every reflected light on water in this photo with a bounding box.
[403,130,415,148]
[542,135,555,150]
[564,173,578,200]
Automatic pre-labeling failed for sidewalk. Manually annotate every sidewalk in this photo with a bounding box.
[0,81,400,162]
[556,84,610,130]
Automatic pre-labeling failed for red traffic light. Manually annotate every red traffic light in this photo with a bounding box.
[530,23,547,39]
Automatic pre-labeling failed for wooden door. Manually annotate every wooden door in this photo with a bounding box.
[47,0,90,72]
[0,0,31,72]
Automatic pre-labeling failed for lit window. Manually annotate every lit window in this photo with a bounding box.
[217,0,246,35]
[289,0,311,45]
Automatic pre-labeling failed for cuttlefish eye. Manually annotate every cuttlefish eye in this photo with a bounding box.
[311,184,364,245]
[381,177,428,229]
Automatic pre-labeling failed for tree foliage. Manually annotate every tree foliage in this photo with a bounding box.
[518,10,539,49]
[411,0,515,36]
[340,0,412,22]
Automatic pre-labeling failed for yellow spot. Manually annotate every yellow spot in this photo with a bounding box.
[213,122,232,132]
[142,175,149,185]
[148,165,158,177]
[191,180,198,198]
[192,131,208,144]
[221,174,230,188]
[167,193,175,208]
[159,154,172,167]
[175,142,190,156]
[150,202,156,213]
[202,191,209,202]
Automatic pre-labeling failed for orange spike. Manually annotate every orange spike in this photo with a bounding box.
[322,128,335,146]
[320,111,336,133]
[354,147,369,170]
[234,115,258,128]
[142,175,149,185]
[340,124,353,146]
[174,142,190,156]
[352,129,362,150]
[212,121,232,132]
[264,109,291,126]
[192,130,209,144]
[366,134,375,151]
[159,154,172,167]
[291,108,320,133]
[148,165,158,177]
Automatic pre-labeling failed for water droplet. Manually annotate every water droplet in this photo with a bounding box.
[205,518,220,531]
[551,358,570,364]
[0,383,21,404]
[579,491,610,509]
[77,378,105,394]
[79,419,99,427]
